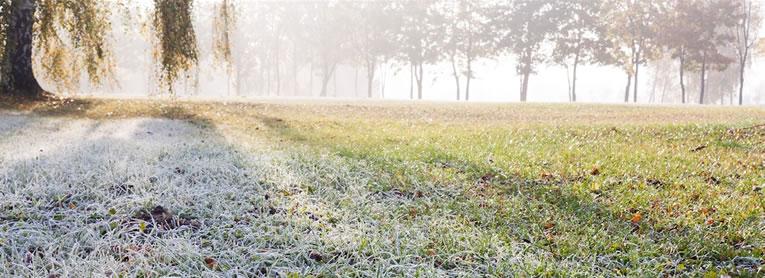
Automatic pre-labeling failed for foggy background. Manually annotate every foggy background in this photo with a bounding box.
[36,0,765,105]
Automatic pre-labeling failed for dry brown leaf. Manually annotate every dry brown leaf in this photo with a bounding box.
[630,212,642,224]
[204,257,218,269]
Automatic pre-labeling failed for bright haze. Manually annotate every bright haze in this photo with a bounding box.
[33,0,765,105]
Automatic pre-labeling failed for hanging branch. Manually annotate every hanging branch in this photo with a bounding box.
[153,0,198,93]
[212,0,235,73]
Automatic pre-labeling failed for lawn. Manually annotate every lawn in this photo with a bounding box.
[1,98,764,277]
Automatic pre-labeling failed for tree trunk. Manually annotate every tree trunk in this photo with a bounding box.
[320,74,329,97]
[624,73,632,103]
[380,63,386,99]
[520,72,530,102]
[333,67,337,97]
[738,59,745,106]
[414,62,423,100]
[366,60,375,98]
[571,53,579,102]
[679,51,686,104]
[450,53,460,101]
[1,0,44,98]
[699,54,706,104]
[409,63,414,100]
[320,63,335,97]
[465,57,472,101]
[633,53,639,103]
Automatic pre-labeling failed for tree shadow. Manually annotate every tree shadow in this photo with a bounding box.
[0,112,273,275]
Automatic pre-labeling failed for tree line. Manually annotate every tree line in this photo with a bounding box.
[0,0,761,104]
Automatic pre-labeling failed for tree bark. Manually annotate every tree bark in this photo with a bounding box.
[319,63,335,97]
[737,1,752,106]
[633,52,639,103]
[1,0,44,98]
[624,73,632,103]
[380,60,387,99]
[414,62,423,100]
[571,52,579,102]
[738,62,745,105]
[409,63,414,100]
[699,54,706,104]
[333,67,337,97]
[679,51,686,104]
[366,59,375,98]
[520,72,530,102]
[450,53,461,101]
[465,57,472,101]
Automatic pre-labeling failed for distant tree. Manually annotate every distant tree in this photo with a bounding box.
[492,0,556,102]
[733,0,761,105]
[282,3,314,97]
[658,0,696,103]
[306,2,353,97]
[395,0,444,100]
[347,2,397,99]
[601,0,662,103]
[442,0,492,101]
[683,0,738,104]
[549,0,607,102]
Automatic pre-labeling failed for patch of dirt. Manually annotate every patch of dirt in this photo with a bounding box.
[133,206,200,230]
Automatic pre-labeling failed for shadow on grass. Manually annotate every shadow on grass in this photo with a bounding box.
[0,97,216,129]
[1,96,762,275]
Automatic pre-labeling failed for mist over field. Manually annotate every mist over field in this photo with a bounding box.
[22,0,765,104]
[2,0,765,277]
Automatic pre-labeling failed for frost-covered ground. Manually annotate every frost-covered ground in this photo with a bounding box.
[0,112,524,277]
[1,100,764,277]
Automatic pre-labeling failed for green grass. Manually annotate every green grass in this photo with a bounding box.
[2,98,765,276]
[255,103,765,276]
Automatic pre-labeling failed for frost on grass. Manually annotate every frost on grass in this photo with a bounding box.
[0,114,264,276]
[0,113,552,277]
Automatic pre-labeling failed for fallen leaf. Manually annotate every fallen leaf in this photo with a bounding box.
[590,166,600,176]
[631,212,642,224]
[204,257,217,269]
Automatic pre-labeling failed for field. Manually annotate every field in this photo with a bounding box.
[1,98,765,277]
